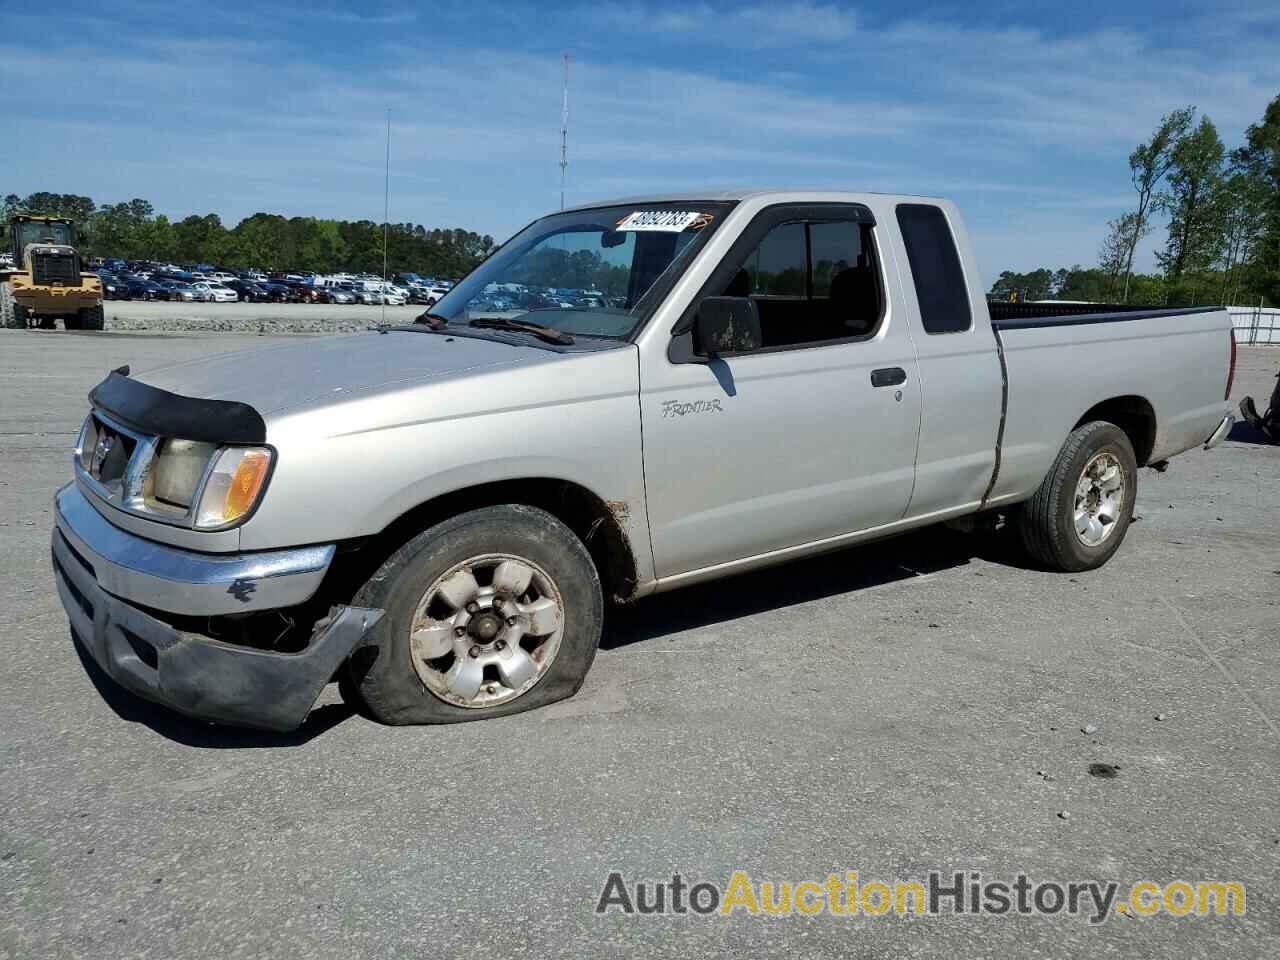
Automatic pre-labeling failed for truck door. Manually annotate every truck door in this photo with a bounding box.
[639,203,922,580]
[889,202,1003,518]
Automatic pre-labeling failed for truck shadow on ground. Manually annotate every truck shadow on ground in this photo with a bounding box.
[1227,420,1276,446]
[70,635,354,748]
[602,524,1028,650]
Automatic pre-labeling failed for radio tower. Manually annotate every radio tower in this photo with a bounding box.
[559,54,569,210]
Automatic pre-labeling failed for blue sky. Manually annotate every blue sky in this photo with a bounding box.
[6,1,1279,281]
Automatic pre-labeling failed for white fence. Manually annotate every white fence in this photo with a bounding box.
[1230,306,1280,345]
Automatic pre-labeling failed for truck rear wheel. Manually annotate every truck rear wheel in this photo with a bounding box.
[67,305,104,331]
[340,504,604,724]
[1019,420,1138,572]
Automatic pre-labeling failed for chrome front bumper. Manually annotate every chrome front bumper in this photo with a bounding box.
[52,483,385,731]
[54,483,334,616]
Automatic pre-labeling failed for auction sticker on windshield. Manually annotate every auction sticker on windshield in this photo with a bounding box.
[616,210,713,232]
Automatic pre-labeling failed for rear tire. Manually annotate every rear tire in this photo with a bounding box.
[73,305,105,331]
[1019,421,1138,572]
[341,504,603,724]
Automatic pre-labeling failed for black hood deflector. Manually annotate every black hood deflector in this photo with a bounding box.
[89,371,267,444]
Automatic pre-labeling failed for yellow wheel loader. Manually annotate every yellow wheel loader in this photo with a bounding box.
[0,215,104,330]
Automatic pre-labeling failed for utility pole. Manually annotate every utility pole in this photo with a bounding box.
[560,54,569,210]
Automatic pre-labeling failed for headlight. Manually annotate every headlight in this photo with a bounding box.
[194,447,273,529]
[151,438,218,508]
[75,414,99,471]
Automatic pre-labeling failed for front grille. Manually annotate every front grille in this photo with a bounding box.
[86,417,136,486]
[31,252,80,286]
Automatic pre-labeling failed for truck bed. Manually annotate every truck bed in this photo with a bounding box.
[983,302,1232,507]
[988,301,1221,328]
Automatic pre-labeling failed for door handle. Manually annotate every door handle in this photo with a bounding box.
[871,367,907,388]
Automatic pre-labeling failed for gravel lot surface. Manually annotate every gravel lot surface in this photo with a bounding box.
[105,300,423,333]
[1,330,1277,958]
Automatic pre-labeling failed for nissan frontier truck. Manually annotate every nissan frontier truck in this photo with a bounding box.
[52,190,1236,730]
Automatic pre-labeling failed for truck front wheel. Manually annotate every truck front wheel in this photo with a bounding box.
[1019,420,1138,572]
[340,504,604,724]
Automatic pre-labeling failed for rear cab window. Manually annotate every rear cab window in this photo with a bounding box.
[895,203,971,334]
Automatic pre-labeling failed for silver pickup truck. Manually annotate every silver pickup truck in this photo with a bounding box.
[52,190,1236,730]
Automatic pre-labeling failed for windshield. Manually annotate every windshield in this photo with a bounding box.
[15,220,74,249]
[429,202,734,339]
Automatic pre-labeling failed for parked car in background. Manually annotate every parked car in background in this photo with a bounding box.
[225,279,271,302]
[125,277,166,301]
[287,282,333,304]
[372,284,408,306]
[162,282,200,302]
[190,281,238,303]
[254,281,292,303]
[97,273,128,301]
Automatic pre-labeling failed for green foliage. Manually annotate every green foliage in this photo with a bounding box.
[505,247,629,295]
[4,191,497,278]
[991,96,1280,308]
[989,266,1122,303]
[1157,115,1226,286]
[1119,106,1195,300]
[1232,93,1280,305]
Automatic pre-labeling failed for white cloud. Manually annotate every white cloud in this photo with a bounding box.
[590,1,856,45]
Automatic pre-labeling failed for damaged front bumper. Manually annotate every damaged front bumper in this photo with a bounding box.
[52,483,381,731]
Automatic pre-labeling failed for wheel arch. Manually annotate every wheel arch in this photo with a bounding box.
[1074,395,1157,466]
[339,477,642,604]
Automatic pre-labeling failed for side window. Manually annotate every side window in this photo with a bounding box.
[724,218,883,349]
[895,204,971,334]
[744,222,806,297]
[808,221,862,298]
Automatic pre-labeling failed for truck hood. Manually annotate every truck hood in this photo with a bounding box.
[135,330,570,415]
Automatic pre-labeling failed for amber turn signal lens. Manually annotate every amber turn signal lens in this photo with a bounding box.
[224,450,271,522]
[194,446,274,529]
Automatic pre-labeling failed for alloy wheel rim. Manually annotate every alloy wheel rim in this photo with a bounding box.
[408,554,564,708]
[1073,452,1125,547]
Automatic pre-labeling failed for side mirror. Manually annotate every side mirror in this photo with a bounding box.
[695,296,761,356]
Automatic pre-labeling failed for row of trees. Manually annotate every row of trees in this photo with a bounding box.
[506,247,631,295]
[0,192,497,278]
[994,95,1280,306]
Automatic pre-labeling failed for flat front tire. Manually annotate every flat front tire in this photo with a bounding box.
[341,504,604,724]
[1019,420,1138,572]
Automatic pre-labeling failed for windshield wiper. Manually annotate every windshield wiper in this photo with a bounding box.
[468,318,575,345]
[414,310,449,330]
